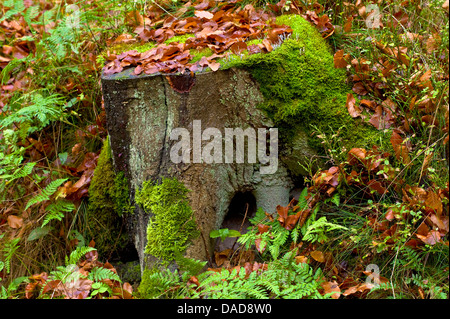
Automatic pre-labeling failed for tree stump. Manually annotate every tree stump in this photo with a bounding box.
[101,67,314,271]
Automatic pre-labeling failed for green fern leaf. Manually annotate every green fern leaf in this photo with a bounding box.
[88,267,121,283]
[65,246,96,266]
[25,178,67,210]
[42,198,75,227]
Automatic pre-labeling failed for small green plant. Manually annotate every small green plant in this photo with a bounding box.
[210,228,242,241]
[239,188,346,259]
[0,236,21,275]
[193,251,329,299]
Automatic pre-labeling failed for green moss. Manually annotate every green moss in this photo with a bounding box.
[220,14,384,152]
[164,33,195,45]
[86,137,133,257]
[190,47,214,63]
[135,178,200,264]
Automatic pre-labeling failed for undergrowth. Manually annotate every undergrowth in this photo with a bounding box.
[0,0,448,300]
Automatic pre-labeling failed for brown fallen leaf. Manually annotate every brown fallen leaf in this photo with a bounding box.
[215,248,232,266]
[346,93,361,118]
[310,250,325,262]
[7,215,23,229]
[321,280,340,299]
[425,191,443,216]
[230,41,247,55]
[416,230,442,245]
[343,15,353,32]
[390,130,411,164]
[295,256,308,264]
[195,10,214,19]
[333,49,350,68]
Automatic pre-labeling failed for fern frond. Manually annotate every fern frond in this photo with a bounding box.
[88,267,121,283]
[25,178,67,210]
[65,246,96,266]
[10,162,36,181]
[42,198,75,227]
[0,92,66,131]
[1,238,20,274]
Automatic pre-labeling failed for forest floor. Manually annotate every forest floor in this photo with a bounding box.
[0,0,448,300]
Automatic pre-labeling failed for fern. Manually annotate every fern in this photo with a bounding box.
[0,161,36,183]
[88,267,121,283]
[301,216,347,243]
[0,0,25,22]
[49,264,81,284]
[0,237,21,274]
[0,92,67,132]
[42,198,75,227]
[138,268,185,299]
[65,246,96,266]
[399,246,423,271]
[191,251,328,299]
[0,57,24,85]
[25,178,67,210]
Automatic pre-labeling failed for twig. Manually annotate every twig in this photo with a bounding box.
[150,0,178,21]
[390,246,400,299]
[231,203,249,252]
[418,93,444,183]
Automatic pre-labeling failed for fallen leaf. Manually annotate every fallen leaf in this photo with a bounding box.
[367,180,388,195]
[348,147,367,165]
[257,223,270,234]
[360,99,377,110]
[195,10,214,19]
[390,130,411,164]
[346,93,361,118]
[416,230,442,245]
[295,256,308,264]
[125,11,144,27]
[255,238,266,254]
[425,191,443,216]
[333,50,350,68]
[230,41,247,55]
[321,280,340,299]
[385,208,395,221]
[352,81,368,95]
[214,248,232,266]
[310,250,325,262]
[428,215,448,234]
[7,215,23,229]
[343,16,353,32]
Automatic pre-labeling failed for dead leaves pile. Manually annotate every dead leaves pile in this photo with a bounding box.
[103,0,293,76]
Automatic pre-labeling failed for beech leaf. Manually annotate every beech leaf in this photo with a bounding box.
[346,93,361,118]
[194,10,214,19]
[310,250,325,262]
[7,215,23,229]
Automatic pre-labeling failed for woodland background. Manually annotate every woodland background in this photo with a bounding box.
[0,0,448,299]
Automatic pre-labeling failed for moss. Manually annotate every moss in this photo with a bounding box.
[164,33,195,45]
[86,136,133,257]
[189,47,214,63]
[220,14,384,152]
[135,177,200,264]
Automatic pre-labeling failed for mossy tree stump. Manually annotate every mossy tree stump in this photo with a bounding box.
[101,15,380,272]
[102,67,299,272]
